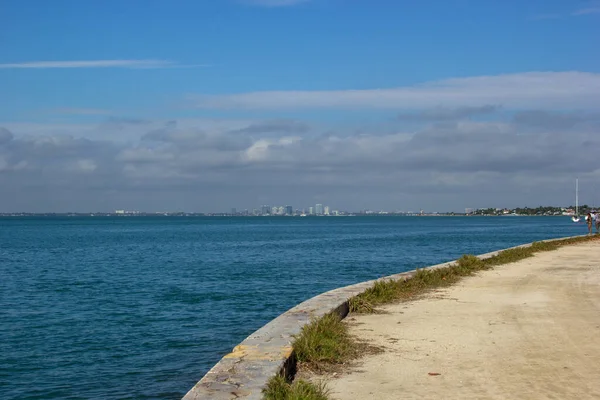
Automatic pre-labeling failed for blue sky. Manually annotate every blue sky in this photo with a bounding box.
[3,0,598,120]
[1,0,600,212]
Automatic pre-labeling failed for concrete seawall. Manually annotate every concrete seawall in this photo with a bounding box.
[181,236,583,400]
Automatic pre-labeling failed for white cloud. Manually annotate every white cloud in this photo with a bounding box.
[533,2,600,19]
[0,59,183,69]
[244,136,301,161]
[1,114,600,212]
[74,159,97,173]
[193,71,600,110]
[572,6,600,15]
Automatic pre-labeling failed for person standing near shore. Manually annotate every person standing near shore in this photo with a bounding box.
[586,212,593,234]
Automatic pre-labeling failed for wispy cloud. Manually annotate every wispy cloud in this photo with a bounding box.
[532,2,600,20]
[572,6,600,15]
[0,59,194,69]
[241,0,310,7]
[192,72,600,111]
[52,108,111,115]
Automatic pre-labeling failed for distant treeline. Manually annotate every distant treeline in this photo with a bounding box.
[473,205,593,216]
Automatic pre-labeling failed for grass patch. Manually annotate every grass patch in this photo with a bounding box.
[263,374,329,400]
[292,313,357,372]
[349,254,487,313]
[350,235,597,313]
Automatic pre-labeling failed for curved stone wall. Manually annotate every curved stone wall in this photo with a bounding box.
[181,236,582,400]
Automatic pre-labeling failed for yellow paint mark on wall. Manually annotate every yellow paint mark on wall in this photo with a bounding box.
[223,345,293,361]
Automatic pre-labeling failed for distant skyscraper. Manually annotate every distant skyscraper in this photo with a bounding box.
[324,206,330,215]
[285,205,293,216]
[315,204,324,215]
[308,206,314,215]
[231,208,237,215]
[261,205,271,215]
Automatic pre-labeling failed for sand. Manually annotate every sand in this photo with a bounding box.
[327,242,600,400]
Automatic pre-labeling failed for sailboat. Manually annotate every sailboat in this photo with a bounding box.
[572,178,580,223]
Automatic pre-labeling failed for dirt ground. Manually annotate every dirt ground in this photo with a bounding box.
[326,242,600,400]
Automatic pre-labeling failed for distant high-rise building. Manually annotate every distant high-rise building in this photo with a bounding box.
[261,205,271,215]
[231,208,237,215]
[324,206,330,215]
[285,205,293,216]
[308,207,314,215]
[315,204,324,215]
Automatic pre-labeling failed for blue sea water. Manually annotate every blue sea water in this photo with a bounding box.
[0,216,586,399]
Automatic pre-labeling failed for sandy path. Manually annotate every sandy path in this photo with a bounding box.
[327,242,600,400]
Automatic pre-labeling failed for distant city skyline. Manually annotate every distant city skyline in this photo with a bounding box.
[228,203,335,216]
[1,1,599,212]
[0,204,591,218]
[1,203,588,217]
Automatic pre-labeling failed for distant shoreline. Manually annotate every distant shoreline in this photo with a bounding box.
[0,213,571,218]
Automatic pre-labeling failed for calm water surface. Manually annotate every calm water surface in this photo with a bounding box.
[0,216,585,399]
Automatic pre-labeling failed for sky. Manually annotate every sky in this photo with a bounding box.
[1,0,600,213]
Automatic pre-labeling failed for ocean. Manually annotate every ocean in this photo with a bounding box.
[0,216,585,399]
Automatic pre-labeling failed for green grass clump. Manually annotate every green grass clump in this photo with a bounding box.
[292,313,356,371]
[263,375,329,400]
[484,246,533,266]
[349,235,596,313]
[348,279,397,312]
[349,254,486,313]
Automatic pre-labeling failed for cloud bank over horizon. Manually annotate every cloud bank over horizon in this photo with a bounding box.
[2,80,600,212]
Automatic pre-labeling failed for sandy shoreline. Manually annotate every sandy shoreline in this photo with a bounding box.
[326,242,600,399]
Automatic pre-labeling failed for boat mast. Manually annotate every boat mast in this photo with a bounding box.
[576,178,579,216]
